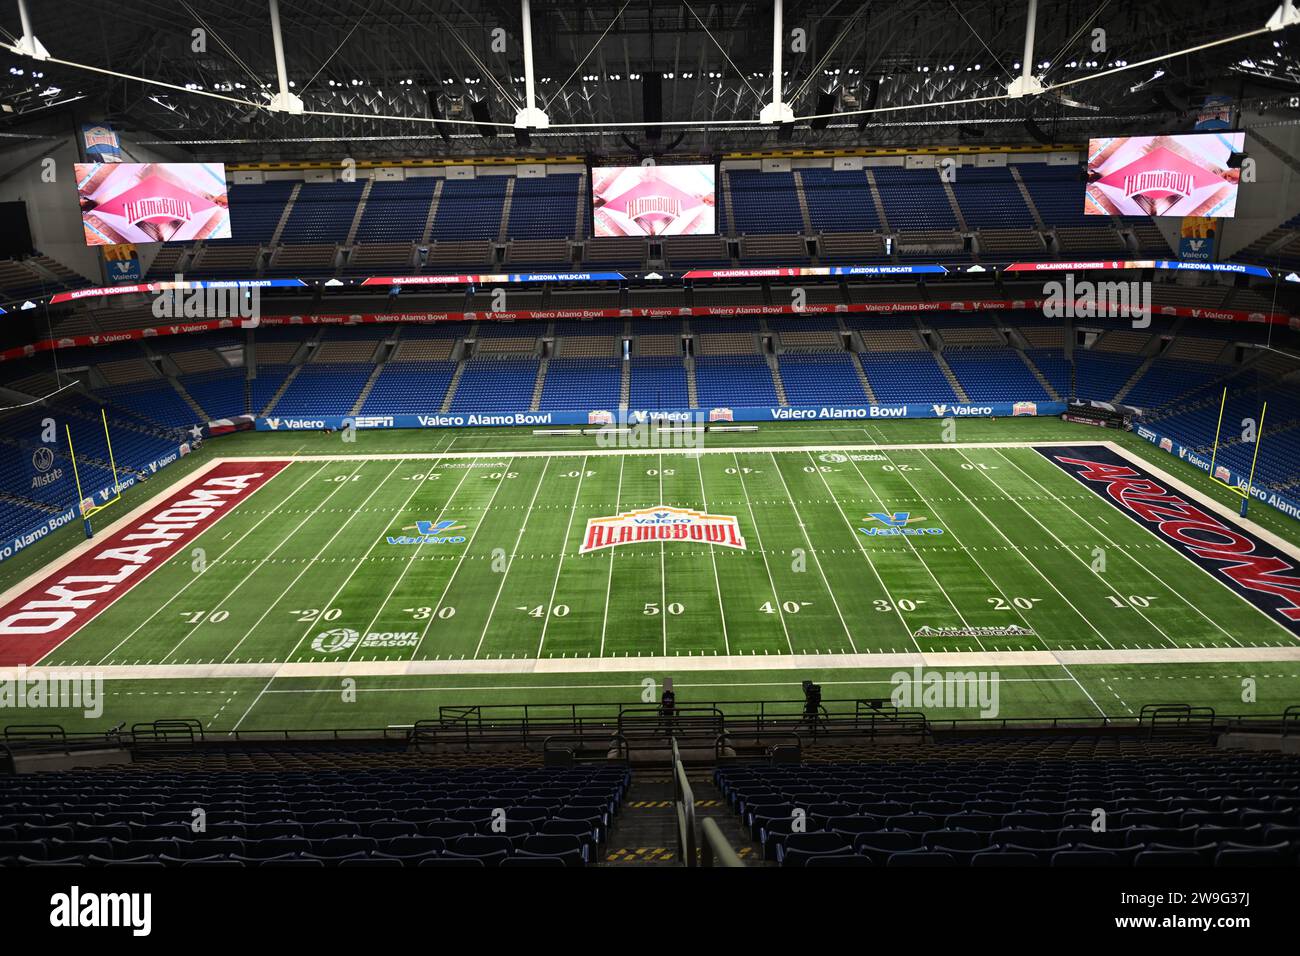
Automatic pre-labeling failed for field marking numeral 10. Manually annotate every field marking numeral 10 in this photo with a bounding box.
[988,596,1042,611]
[293,608,341,622]
[406,606,457,620]
[561,470,596,478]
[1106,595,1158,608]
[874,599,925,612]
[181,610,229,624]
[761,601,812,614]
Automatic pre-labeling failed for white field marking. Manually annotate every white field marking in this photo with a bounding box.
[223,460,405,666]
[472,457,553,660]
[598,455,625,657]
[87,461,327,665]
[658,453,667,657]
[344,455,473,663]
[802,451,921,652]
[16,643,1299,681]
[915,448,1114,649]
[1001,446,1300,641]
[157,461,368,663]
[953,446,1182,649]
[694,452,730,655]
[990,447,1246,647]
[408,456,516,659]
[841,448,989,651]
[0,456,227,613]
[535,455,588,658]
[731,452,795,654]
[228,460,408,730]
[768,452,858,653]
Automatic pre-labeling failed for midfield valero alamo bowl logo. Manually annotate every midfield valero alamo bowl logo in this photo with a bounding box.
[858,511,945,537]
[581,505,746,553]
[386,519,467,545]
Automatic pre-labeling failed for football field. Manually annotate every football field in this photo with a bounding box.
[3,422,1299,733]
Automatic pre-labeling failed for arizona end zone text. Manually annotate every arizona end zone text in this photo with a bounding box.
[0,462,287,665]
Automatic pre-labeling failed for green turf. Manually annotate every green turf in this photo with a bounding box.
[5,417,1299,734]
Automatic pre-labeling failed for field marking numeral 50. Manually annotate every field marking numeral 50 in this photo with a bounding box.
[988,596,1042,611]
[643,602,684,616]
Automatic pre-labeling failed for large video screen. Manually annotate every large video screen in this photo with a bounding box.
[75,162,231,245]
[591,164,715,237]
[1085,133,1245,218]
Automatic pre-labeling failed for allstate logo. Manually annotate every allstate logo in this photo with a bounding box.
[311,628,359,653]
[32,447,55,473]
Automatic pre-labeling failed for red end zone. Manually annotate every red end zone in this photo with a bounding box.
[0,460,288,665]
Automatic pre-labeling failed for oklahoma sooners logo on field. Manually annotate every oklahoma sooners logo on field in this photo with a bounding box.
[580,505,746,553]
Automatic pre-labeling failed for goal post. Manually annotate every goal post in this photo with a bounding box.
[65,408,123,538]
[1207,387,1268,517]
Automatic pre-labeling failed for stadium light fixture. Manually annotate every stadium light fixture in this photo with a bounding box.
[1267,0,1300,29]
[514,0,550,130]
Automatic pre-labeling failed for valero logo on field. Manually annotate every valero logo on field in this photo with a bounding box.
[386,519,467,545]
[581,505,746,553]
[858,511,945,537]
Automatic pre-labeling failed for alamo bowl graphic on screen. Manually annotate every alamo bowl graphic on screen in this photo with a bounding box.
[591,165,716,237]
[75,162,231,245]
[1084,133,1244,218]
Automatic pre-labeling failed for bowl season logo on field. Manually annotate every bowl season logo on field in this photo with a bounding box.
[310,627,420,653]
[580,505,746,553]
[386,519,467,545]
[858,511,945,536]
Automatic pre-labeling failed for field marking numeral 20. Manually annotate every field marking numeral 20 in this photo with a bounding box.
[293,608,342,622]
[1106,595,1158,608]
[988,597,1042,611]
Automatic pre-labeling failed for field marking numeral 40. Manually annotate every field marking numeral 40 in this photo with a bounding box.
[181,610,229,624]
[1106,595,1158,608]
[524,605,570,618]
[988,597,1042,611]
[761,601,812,614]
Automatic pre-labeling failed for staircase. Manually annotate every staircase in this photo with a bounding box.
[497,178,516,243]
[574,170,588,238]
[1008,166,1046,230]
[269,182,302,246]
[420,180,444,244]
[601,773,760,867]
[1114,355,1157,404]
[792,170,814,235]
[440,360,467,413]
[851,351,879,403]
[619,359,630,410]
[259,365,303,416]
[344,177,374,246]
[349,363,386,415]
[529,357,549,412]
[1019,351,1061,402]
[685,358,699,408]
[940,176,968,232]
[766,354,789,405]
[720,169,738,236]
[934,352,970,402]
[863,168,892,233]
[168,377,208,422]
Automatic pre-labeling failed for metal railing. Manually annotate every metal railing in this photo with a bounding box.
[700,817,744,868]
[673,736,745,867]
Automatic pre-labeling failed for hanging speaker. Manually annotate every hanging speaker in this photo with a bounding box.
[469,99,496,139]
[810,91,837,131]
[856,78,879,131]
[426,91,451,142]
[643,72,663,142]
[1024,117,1054,145]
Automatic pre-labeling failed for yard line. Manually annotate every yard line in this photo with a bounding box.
[908,448,1113,649]
[408,456,516,659]
[694,452,730,655]
[731,452,794,654]
[94,461,328,665]
[768,452,857,653]
[991,447,1254,647]
[839,449,989,651]
[535,456,589,658]
[344,455,474,663]
[472,457,553,659]
[224,460,405,665]
[598,455,626,657]
[803,452,921,653]
[227,461,407,732]
[658,453,667,656]
[154,461,368,663]
[951,447,1180,648]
